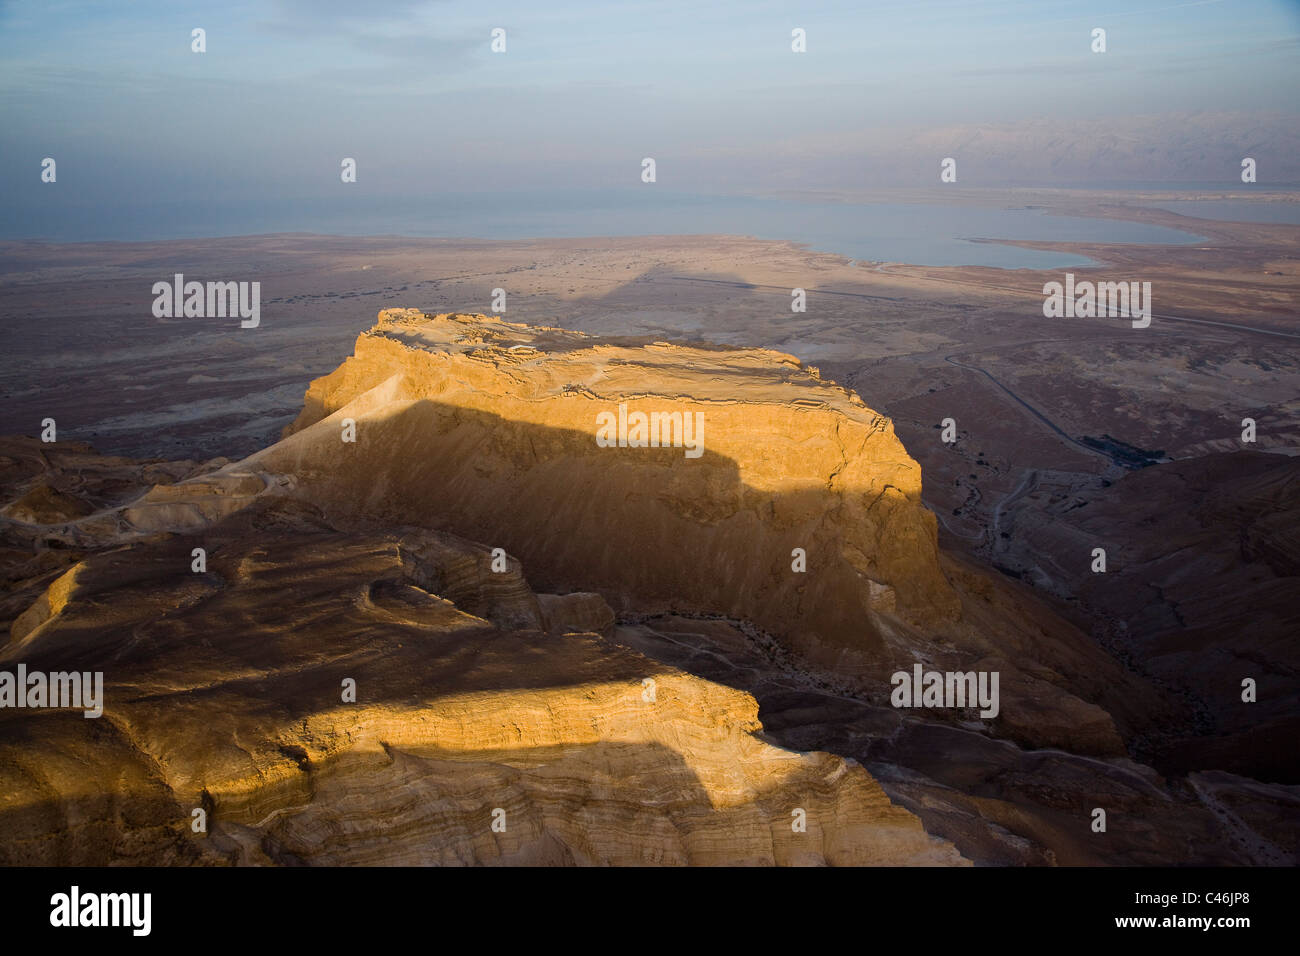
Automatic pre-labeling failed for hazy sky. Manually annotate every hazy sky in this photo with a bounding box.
[2,0,1298,205]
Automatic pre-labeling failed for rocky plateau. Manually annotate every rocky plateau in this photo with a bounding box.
[1,310,1294,866]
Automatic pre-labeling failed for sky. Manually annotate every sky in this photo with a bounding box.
[1,0,1298,210]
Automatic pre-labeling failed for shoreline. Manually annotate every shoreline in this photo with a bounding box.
[1,208,1294,464]
[12,184,1297,268]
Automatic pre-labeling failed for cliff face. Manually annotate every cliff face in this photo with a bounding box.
[105,310,1147,754]
[5,310,1289,866]
[0,496,964,867]
[272,310,960,668]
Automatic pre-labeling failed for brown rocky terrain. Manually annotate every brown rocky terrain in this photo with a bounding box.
[2,309,1294,866]
[0,313,989,867]
[990,450,1300,783]
[2,493,963,866]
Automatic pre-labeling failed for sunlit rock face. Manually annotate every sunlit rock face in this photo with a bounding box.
[0,497,964,867]
[268,310,961,670]
[3,311,1290,867]
[258,313,1148,762]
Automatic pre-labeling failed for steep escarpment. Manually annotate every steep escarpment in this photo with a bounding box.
[254,312,1161,753]
[268,310,959,670]
[71,312,1162,755]
[0,495,963,866]
[3,310,1288,866]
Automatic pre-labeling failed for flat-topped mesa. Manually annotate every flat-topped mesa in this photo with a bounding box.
[274,310,961,667]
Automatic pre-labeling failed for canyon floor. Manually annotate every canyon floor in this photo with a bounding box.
[0,192,1296,865]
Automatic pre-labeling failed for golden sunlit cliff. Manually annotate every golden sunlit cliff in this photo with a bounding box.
[2,311,1294,866]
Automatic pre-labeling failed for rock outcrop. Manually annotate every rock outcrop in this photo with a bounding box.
[266,310,961,670]
[2,310,1291,866]
[0,496,963,866]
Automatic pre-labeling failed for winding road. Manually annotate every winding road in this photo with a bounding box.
[942,352,1114,463]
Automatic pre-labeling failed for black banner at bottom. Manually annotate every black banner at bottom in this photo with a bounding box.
[5,865,1284,943]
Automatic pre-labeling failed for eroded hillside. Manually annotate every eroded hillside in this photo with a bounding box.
[1,310,1294,866]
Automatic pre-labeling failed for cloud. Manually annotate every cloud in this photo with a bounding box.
[349,31,476,64]
[255,0,475,69]
[271,0,442,21]
[954,61,1126,77]
[259,0,448,36]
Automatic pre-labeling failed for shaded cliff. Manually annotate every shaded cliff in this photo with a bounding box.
[2,310,1291,866]
[0,495,963,866]
[270,309,960,669]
